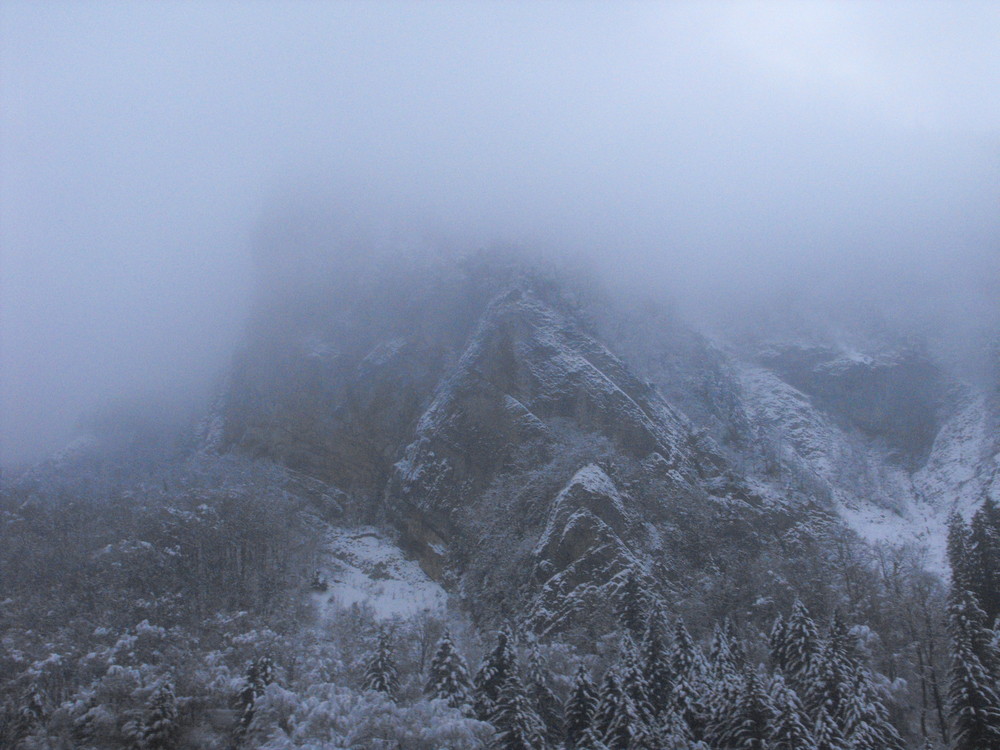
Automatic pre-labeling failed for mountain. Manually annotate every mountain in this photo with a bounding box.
[6,254,997,748]
[212,256,999,627]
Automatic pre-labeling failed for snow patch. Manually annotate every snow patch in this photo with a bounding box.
[312,526,447,621]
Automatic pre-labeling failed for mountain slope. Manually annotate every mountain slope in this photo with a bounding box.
[213,261,998,624]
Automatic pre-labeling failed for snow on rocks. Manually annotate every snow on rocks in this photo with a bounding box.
[738,359,1000,571]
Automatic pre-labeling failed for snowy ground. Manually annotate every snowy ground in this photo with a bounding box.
[310,526,448,621]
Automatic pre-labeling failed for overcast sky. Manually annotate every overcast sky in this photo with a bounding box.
[2,1,998,464]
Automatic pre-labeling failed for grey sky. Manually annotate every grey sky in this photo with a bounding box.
[2,1,998,464]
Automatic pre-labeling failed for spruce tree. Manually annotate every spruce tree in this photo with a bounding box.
[704,669,744,748]
[950,587,1000,679]
[565,665,598,750]
[527,642,563,746]
[658,707,696,749]
[576,724,612,750]
[18,682,46,734]
[664,618,707,740]
[805,640,850,726]
[594,668,647,750]
[474,626,517,722]
[970,498,1000,624]
[839,669,904,750]
[492,671,546,750]
[594,670,626,740]
[619,633,654,723]
[640,609,673,717]
[708,621,737,679]
[723,669,773,750]
[770,675,815,750]
[233,654,275,747]
[670,618,704,680]
[141,681,179,750]
[618,569,648,636]
[948,587,1000,750]
[811,705,847,750]
[825,611,858,667]
[671,663,709,742]
[804,611,860,726]
[783,600,820,692]
[726,617,748,669]
[949,511,973,592]
[770,614,790,673]
[426,629,473,710]
[363,628,399,698]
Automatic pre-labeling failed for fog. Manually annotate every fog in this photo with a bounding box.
[2,1,998,465]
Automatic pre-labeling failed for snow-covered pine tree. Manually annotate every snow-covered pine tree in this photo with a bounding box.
[952,583,1000,680]
[725,618,748,669]
[255,654,276,690]
[18,682,46,734]
[783,601,820,692]
[670,661,709,742]
[670,618,704,680]
[812,705,848,750]
[615,717,654,750]
[526,642,563,746]
[949,511,974,592]
[363,628,399,699]
[825,611,859,668]
[619,633,654,724]
[703,669,744,748]
[770,673,816,750]
[232,654,276,747]
[576,724,612,750]
[668,618,708,741]
[969,498,1000,623]
[804,640,850,727]
[594,668,648,750]
[657,707,696,749]
[948,587,1000,750]
[565,664,598,750]
[708,621,736,679]
[141,681,179,750]
[839,668,905,750]
[640,609,673,717]
[793,613,852,724]
[71,695,99,746]
[770,614,790,673]
[474,626,517,722]
[425,629,473,710]
[722,669,773,750]
[492,671,546,750]
[593,670,625,741]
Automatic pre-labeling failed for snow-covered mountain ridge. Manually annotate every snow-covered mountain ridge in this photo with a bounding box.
[726,346,998,570]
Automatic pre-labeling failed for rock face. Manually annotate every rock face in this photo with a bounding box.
[215,260,999,621]
[529,465,637,634]
[758,345,944,468]
[218,267,485,498]
[384,286,715,577]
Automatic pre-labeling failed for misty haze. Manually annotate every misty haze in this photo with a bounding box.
[1,2,998,749]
